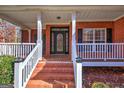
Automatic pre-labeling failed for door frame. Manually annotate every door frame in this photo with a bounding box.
[50,27,69,54]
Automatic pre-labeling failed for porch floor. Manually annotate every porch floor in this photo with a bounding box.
[81,59,124,62]
[43,54,71,62]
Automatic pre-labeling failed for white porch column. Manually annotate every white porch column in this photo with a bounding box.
[72,12,77,62]
[76,58,82,88]
[14,60,23,88]
[28,29,31,43]
[37,14,42,59]
[72,13,82,88]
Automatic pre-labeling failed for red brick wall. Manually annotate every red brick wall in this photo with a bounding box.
[114,17,124,42]
[76,21,114,42]
[69,23,72,60]
[31,29,37,43]
[22,29,45,43]
[22,30,29,43]
[31,29,46,43]
[31,29,46,56]
[45,25,50,57]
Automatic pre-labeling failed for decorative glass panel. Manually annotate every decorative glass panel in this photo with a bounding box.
[57,33,63,52]
[52,28,68,32]
[66,32,68,52]
[52,32,54,52]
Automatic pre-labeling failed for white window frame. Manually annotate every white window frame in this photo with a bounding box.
[82,28,107,43]
[82,28,107,52]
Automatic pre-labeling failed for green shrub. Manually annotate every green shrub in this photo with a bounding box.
[92,82,110,88]
[0,55,15,84]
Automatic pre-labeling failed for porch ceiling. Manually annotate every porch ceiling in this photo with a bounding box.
[0,5,124,29]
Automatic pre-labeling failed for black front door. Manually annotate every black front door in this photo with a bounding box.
[50,27,69,54]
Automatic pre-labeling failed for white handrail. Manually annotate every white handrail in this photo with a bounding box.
[14,45,39,88]
[76,43,124,60]
[0,43,36,45]
[0,43,36,58]
[77,43,124,45]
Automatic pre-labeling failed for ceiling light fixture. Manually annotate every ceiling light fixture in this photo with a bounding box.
[56,16,61,19]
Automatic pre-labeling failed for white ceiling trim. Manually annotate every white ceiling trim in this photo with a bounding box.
[0,6,124,29]
[76,19,114,22]
[113,14,124,21]
[0,6,124,11]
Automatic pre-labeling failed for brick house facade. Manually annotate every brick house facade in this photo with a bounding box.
[0,6,124,88]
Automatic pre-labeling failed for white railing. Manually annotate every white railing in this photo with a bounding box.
[0,43,36,58]
[14,45,39,88]
[77,43,124,60]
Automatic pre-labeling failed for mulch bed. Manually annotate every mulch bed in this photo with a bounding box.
[82,67,124,88]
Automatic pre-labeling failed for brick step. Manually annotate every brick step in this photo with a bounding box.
[53,80,75,88]
[33,67,74,73]
[30,73,74,81]
[26,80,75,88]
[52,81,75,88]
[46,59,71,61]
[26,62,75,88]
[36,63,46,68]
[31,72,74,78]
[36,63,73,68]
[26,80,53,88]
[45,57,70,61]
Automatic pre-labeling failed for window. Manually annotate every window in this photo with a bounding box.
[78,28,113,52]
[95,29,105,43]
[78,28,107,52]
[82,28,106,43]
[83,28,93,43]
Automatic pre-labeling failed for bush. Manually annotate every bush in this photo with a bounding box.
[0,55,15,84]
[92,82,110,88]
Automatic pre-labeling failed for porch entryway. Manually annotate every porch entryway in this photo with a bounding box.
[50,27,69,54]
